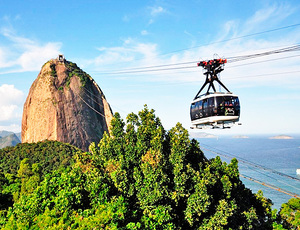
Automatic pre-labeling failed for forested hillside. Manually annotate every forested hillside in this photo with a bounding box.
[0,106,298,229]
[0,140,81,175]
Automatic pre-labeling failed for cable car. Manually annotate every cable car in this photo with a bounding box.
[190,58,241,129]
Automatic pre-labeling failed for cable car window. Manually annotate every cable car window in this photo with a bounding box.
[233,97,240,106]
[208,97,214,108]
[197,100,203,110]
[191,103,195,112]
[190,103,196,120]
[203,99,208,109]
[216,97,224,106]
[217,96,239,107]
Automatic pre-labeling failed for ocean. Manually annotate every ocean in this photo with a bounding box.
[195,134,300,211]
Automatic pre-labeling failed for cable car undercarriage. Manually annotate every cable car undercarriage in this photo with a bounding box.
[190,58,241,129]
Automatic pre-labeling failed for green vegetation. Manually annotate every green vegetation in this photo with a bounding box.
[273,198,300,230]
[65,61,90,88]
[50,63,57,78]
[0,140,81,175]
[0,140,82,225]
[0,106,298,229]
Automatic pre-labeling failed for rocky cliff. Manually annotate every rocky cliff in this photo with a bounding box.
[21,56,113,151]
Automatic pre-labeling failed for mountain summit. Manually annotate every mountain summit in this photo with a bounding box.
[0,133,21,149]
[21,55,113,151]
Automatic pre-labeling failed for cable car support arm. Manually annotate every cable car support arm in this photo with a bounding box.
[194,59,231,100]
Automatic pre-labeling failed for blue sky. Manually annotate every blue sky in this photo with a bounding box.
[0,0,300,135]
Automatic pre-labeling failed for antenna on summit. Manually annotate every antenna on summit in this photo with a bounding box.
[57,54,65,63]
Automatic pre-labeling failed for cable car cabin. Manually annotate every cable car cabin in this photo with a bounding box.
[190,92,240,129]
[190,58,241,129]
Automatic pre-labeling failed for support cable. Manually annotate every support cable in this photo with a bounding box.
[91,45,300,75]
[241,162,300,192]
[149,23,300,58]
[200,145,300,198]
[239,174,300,198]
[201,144,300,182]
[81,87,105,110]
[76,92,106,118]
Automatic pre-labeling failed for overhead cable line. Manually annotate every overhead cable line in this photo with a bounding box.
[79,87,129,117]
[90,60,197,73]
[76,92,106,118]
[201,144,300,182]
[98,65,197,75]
[90,44,298,74]
[92,45,300,75]
[201,145,300,198]
[82,87,105,110]
[239,174,300,198]
[88,23,300,73]
[149,23,300,57]
[228,54,300,68]
[240,160,300,192]
[115,69,300,89]
[94,53,300,75]
[227,70,300,80]
[227,45,300,63]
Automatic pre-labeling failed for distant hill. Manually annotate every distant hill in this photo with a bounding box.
[0,130,21,139]
[0,130,14,137]
[0,133,21,149]
[232,135,249,139]
[189,131,218,139]
[269,135,293,139]
[0,140,81,175]
[15,132,21,141]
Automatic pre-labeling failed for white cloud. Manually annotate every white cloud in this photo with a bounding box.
[0,47,15,68]
[147,6,167,24]
[84,4,300,88]
[0,26,62,72]
[0,84,24,121]
[0,84,23,104]
[150,6,166,16]
[245,4,294,30]
[0,124,21,133]
[141,30,148,36]
[77,4,300,133]
[148,19,154,25]
[85,39,159,70]
[17,42,62,71]
[0,105,18,121]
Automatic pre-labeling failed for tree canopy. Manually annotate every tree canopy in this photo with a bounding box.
[1,105,295,229]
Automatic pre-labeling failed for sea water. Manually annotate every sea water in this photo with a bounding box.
[195,134,300,211]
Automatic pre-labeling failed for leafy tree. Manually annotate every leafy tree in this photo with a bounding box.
[0,171,13,212]
[273,198,300,229]
[89,105,273,229]
[0,140,81,176]
[0,140,82,218]
[0,106,274,229]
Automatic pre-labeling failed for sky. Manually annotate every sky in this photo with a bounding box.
[0,0,300,136]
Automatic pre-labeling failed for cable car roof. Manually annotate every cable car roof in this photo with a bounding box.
[191,92,238,103]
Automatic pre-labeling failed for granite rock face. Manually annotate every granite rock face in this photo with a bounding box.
[21,57,113,151]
